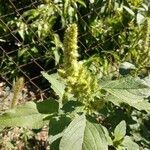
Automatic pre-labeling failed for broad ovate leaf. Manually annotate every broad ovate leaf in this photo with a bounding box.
[102,126,113,146]
[41,72,65,100]
[142,75,150,87]
[0,100,58,131]
[119,62,136,75]
[102,77,150,113]
[114,120,126,142]
[136,13,145,25]
[59,115,108,150]
[117,136,139,150]
[119,62,136,70]
[83,120,108,150]
[59,115,86,150]
[49,115,71,150]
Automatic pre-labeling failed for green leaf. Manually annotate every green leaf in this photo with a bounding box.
[53,33,63,49]
[114,120,126,142]
[76,0,86,7]
[0,103,42,130]
[64,0,70,18]
[59,115,108,150]
[52,33,63,65]
[18,48,28,57]
[136,13,145,25]
[102,126,113,146]
[119,62,136,70]
[143,75,150,87]
[53,50,60,65]
[123,6,135,16]
[83,121,108,150]
[59,115,86,150]
[41,72,65,100]
[49,132,64,145]
[117,136,139,150]
[0,100,58,131]
[49,115,71,150]
[18,29,25,40]
[102,77,150,112]
[23,9,40,21]
[36,99,59,114]
[62,101,84,114]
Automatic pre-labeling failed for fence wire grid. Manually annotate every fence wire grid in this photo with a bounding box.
[0,0,149,100]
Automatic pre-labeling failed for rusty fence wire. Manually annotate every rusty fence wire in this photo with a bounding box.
[0,0,136,100]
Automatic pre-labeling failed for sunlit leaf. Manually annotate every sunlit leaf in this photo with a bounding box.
[59,115,108,150]
[114,120,126,142]
[123,6,135,16]
[41,72,65,100]
[136,13,145,25]
[0,100,58,131]
[102,77,150,112]
[117,136,139,150]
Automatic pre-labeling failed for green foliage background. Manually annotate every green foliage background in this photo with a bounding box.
[1,0,149,81]
[0,0,150,149]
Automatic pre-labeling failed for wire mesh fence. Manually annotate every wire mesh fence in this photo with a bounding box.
[0,0,149,101]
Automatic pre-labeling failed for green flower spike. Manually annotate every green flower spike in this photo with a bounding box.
[59,24,104,113]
